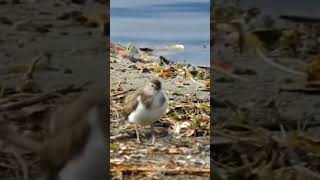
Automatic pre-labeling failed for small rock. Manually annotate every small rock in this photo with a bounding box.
[70,11,84,19]
[64,68,72,74]
[281,77,295,84]
[159,56,172,65]
[190,159,206,167]
[17,41,24,48]
[0,16,13,25]
[60,32,69,35]
[57,12,71,20]
[4,53,11,57]
[87,21,100,28]
[71,0,87,4]
[39,11,52,15]
[215,77,234,83]
[70,11,88,24]
[30,37,37,42]
[36,26,50,33]
[233,68,256,75]
[128,65,138,69]
[141,68,150,73]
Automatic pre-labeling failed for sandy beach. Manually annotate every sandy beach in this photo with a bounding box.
[110,44,210,179]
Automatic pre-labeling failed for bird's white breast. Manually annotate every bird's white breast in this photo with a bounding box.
[58,106,107,180]
[128,92,168,125]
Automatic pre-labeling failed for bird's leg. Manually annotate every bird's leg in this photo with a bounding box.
[135,124,141,143]
[150,123,156,145]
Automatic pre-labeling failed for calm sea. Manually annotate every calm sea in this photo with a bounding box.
[111,0,210,66]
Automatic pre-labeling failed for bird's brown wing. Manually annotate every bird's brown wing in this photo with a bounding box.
[40,120,90,176]
[42,85,106,177]
[140,93,154,109]
[122,88,144,117]
[50,85,106,134]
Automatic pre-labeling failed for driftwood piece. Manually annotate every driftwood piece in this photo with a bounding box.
[0,84,84,112]
[111,162,210,176]
[279,87,320,94]
[280,15,320,24]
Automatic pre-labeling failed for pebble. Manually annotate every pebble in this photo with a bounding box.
[71,0,87,4]
[0,17,13,25]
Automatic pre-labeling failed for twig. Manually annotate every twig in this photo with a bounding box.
[0,93,32,105]
[212,65,250,82]
[23,55,43,80]
[0,85,5,97]
[111,162,210,176]
[256,48,306,77]
[111,88,135,98]
[190,76,206,86]
[293,165,320,180]
[183,68,207,86]
[279,87,320,94]
[11,149,29,180]
[306,81,320,88]
[0,84,83,112]
[160,56,170,68]
[0,74,21,80]
[110,133,130,140]
[280,14,320,24]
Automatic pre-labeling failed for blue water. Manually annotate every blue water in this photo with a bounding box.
[110,0,210,66]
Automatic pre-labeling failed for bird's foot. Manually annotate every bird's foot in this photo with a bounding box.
[148,140,155,146]
[136,137,142,144]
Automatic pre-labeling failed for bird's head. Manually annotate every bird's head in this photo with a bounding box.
[144,79,162,94]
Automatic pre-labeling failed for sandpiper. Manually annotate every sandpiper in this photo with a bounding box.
[123,79,168,145]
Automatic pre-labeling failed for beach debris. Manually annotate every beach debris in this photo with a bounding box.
[157,44,185,52]
[279,14,320,23]
[159,56,173,65]
[110,162,209,177]
[139,47,153,53]
[256,48,305,77]
[71,0,87,4]
[233,67,257,75]
[305,55,320,82]
[160,68,172,78]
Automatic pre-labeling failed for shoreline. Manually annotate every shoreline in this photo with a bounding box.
[111,41,210,67]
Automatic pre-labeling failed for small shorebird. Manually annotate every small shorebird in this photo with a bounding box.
[123,79,168,145]
[0,85,108,180]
